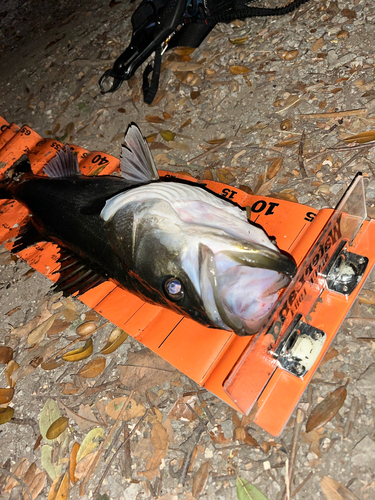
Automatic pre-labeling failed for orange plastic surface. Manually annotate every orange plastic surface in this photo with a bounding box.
[1,117,373,436]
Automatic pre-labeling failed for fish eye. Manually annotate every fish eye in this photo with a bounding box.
[164,278,184,301]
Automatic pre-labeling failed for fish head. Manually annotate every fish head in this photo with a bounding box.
[102,182,297,336]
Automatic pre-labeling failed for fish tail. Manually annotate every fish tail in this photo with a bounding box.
[0,154,32,199]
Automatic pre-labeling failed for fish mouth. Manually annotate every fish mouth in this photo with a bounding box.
[198,242,296,336]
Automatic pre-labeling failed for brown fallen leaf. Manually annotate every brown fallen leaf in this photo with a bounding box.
[146,115,164,124]
[229,65,250,75]
[62,338,93,362]
[192,462,210,498]
[41,359,65,371]
[320,346,339,366]
[101,327,128,354]
[306,384,347,433]
[229,36,249,45]
[47,470,69,500]
[268,192,298,203]
[151,422,169,450]
[74,451,99,480]
[28,471,47,500]
[343,130,375,144]
[358,289,375,305]
[0,346,13,364]
[5,360,19,387]
[168,395,197,421]
[0,387,14,404]
[4,458,29,492]
[209,425,231,445]
[0,406,14,424]
[267,157,283,179]
[105,397,146,421]
[27,314,57,346]
[69,443,80,484]
[255,177,277,196]
[274,139,300,147]
[47,319,71,337]
[320,475,360,500]
[62,403,101,431]
[78,357,106,379]
[46,416,68,440]
[302,427,325,457]
[76,321,97,336]
[233,426,259,447]
[118,348,177,391]
[23,462,38,489]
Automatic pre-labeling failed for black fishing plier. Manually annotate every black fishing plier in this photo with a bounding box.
[99,0,214,104]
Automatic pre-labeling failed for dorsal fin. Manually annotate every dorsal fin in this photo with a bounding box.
[43,146,81,178]
[119,124,159,183]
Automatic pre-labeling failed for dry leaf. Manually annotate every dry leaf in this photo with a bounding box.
[74,451,99,480]
[145,115,164,123]
[23,462,38,489]
[320,476,360,500]
[358,289,375,305]
[168,395,197,421]
[145,448,167,472]
[68,443,80,484]
[255,177,277,196]
[229,65,250,75]
[41,359,64,371]
[0,406,14,424]
[233,426,259,447]
[48,470,69,500]
[63,403,101,431]
[47,319,71,336]
[146,133,158,143]
[27,314,57,346]
[192,462,210,498]
[0,346,13,364]
[343,131,375,144]
[267,158,283,179]
[161,130,176,142]
[118,349,176,391]
[0,387,14,404]
[150,422,169,450]
[101,326,128,354]
[4,458,29,492]
[62,338,93,362]
[5,360,19,387]
[105,397,146,421]
[303,428,325,457]
[274,138,299,147]
[269,192,298,203]
[180,118,191,129]
[60,382,80,395]
[209,425,231,445]
[306,384,347,432]
[28,471,47,500]
[229,36,248,45]
[312,37,324,53]
[320,346,339,366]
[46,417,68,440]
[76,427,104,462]
[76,321,97,336]
[78,357,106,378]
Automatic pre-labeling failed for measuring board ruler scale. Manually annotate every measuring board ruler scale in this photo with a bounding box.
[1,116,374,436]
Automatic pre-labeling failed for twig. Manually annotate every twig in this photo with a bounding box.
[306,141,375,163]
[187,140,230,164]
[282,408,305,500]
[343,397,360,438]
[7,417,39,437]
[146,390,157,416]
[192,381,215,426]
[93,409,149,496]
[123,423,132,480]
[337,147,371,172]
[285,458,290,500]
[299,109,368,119]
[292,471,313,497]
[0,468,32,500]
[298,130,308,178]
[79,390,134,496]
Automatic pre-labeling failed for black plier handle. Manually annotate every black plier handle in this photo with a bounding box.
[99,0,189,94]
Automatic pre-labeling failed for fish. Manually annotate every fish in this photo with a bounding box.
[0,124,297,336]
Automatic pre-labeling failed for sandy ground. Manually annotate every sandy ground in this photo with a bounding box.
[1,0,375,499]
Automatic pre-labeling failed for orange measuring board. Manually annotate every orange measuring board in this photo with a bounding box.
[1,117,374,436]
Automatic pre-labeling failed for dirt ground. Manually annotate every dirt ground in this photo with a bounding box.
[1,0,375,499]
